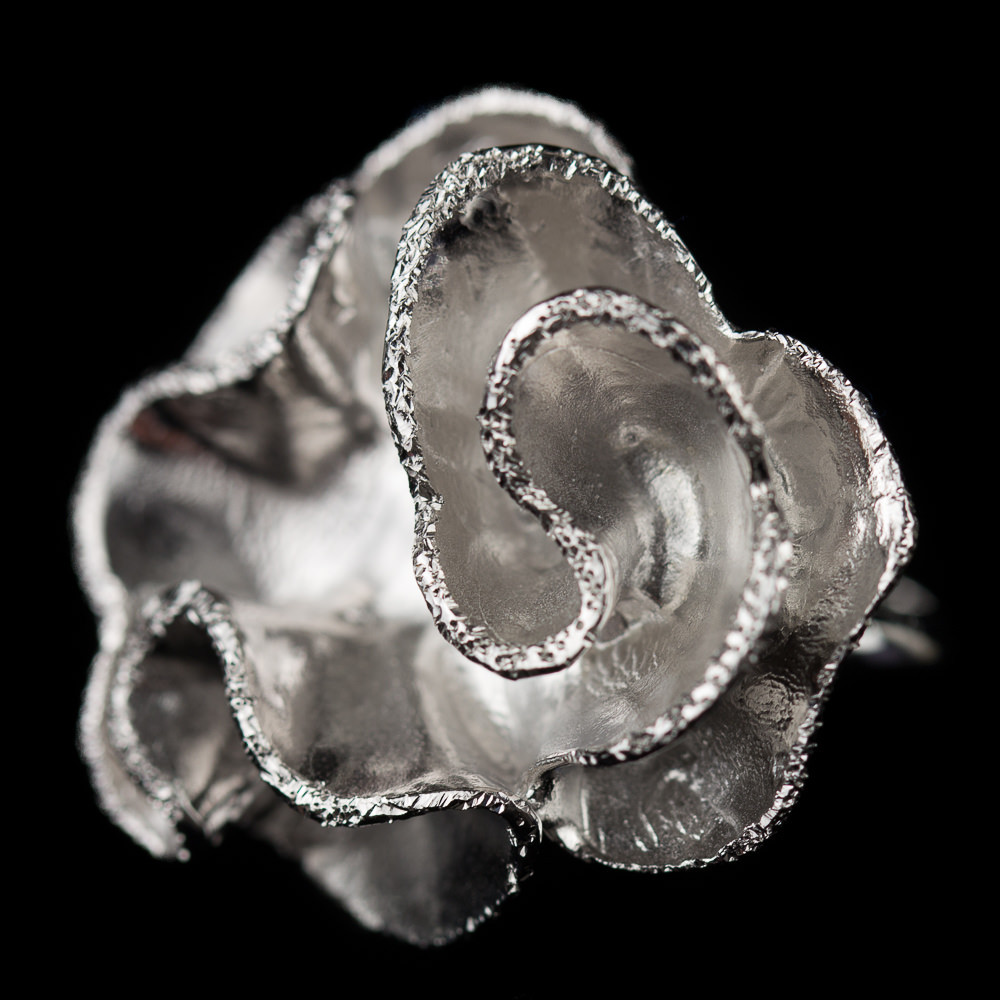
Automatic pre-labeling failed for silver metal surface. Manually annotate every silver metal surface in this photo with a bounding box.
[74,88,915,944]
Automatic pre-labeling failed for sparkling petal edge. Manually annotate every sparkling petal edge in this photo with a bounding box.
[384,145,783,708]
[480,287,790,769]
[102,581,541,936]
[73,185,351,634]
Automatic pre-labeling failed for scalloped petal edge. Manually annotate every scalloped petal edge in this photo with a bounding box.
[481,288,791,764]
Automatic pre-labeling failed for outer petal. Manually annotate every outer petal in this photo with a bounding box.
[100,582,540,945]
[540,640,822,868]
[385,146,786,745]
[74,168,339,855]
[541,331,914,867]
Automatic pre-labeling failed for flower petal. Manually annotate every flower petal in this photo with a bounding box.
[537,333,915,867]
[716,332,915,636]
[386,148,785,694]
[387,148,735,673]
[478,289,786,733]
[81,645,190,859]
[186,584,542,944]
[97,582,269,851]
[538,639,820,868]
[386,144,913,867]
[93,582,542,943]
[73,186,359,621]
[254,806,528,945]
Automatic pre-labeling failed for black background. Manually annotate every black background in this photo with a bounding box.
[44,26,968,993]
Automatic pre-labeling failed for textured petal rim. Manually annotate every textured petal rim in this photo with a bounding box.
[101,582,268,850]
[75,88,632,636]
[481,288,788,751]
[385,146,788,689]
[96,580,542,944]
[354,86,631,192]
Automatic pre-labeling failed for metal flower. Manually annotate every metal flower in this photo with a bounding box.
[75,89,914,945]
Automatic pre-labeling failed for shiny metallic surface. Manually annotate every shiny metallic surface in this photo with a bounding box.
[74,89,914,944]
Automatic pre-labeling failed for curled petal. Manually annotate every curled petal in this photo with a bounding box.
[81,645,191,860]
[255,807,529,945]
[387,147,736,674]
[477,288,785,694]
[535,333,916,865]
[720,332,915,635]
[386,148,786,717]
[225,599,542,944]
[99,583,269,853]
[99,582,541,945]
[539,640,820,868]
[74,186,359,625]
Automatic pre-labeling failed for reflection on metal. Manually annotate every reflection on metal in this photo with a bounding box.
[74,89,915,945]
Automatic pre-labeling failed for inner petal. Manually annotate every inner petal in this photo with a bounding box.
[237,613,437,799]
[509,310,756,696]
[477,289,775,757]
[409,275,761,690]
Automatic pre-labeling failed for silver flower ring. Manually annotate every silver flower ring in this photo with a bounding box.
[75,89,914,945]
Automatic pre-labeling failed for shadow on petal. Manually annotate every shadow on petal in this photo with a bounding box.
[258,807,522,946]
